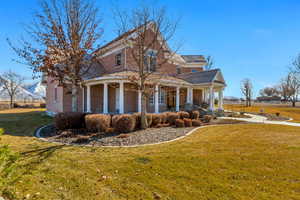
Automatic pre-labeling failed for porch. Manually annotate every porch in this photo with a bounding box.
[82,77,224,114]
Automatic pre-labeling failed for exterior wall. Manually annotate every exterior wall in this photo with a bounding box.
[100,48,126,74]
[108,85,116,113]
[46,77,84,113]
[124,83,138,113]
[124,29,178,76]
[90,85,103,113]
[46,77,64,113]
[193,89,203,106]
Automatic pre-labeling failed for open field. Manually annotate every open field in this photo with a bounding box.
[1,109,300,199]
[225,103,300,123]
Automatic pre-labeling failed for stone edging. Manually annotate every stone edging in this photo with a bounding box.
[34,124,219,148]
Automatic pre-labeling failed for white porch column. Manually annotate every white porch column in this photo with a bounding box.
[218,88,224,110]
[82,87,85,112]
[190,88,193,104]
[201,89,205,103]
[186,88,190,103]
[138,89,142,113]
[103,83,108,114]
[87,85,91,112]
[176,87,180,112]
[155,85,159,113]
[209,86,214,111]
[119,81,124,114]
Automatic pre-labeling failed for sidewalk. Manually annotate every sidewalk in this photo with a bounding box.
[220,113,300,127]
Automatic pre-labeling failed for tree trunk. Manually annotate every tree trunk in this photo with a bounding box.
[10,95,13,109]
[292,101,296,107]
[140,94,148,129]
[71,85,78,112]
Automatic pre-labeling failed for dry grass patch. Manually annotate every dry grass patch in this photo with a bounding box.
[1,109,300,199]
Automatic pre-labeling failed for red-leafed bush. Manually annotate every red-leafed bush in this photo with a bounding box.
[151,114,162,127]
[175,119,185,128]
[55,112,85,130]
[166,112,179,125]
[203,115,212,123]
[192,119,202,127]
[190,110,200,119]
[178,111,190,119]
[183,118,192,127]
[85,114,111,132]
[114,114,136,133]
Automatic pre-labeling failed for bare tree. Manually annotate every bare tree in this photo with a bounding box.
[281,72,300,107]
[113,5,180,129]
[241,78,253,107]
[259,86,279,97]
[8,0,104,112]
[205,55,214,70]
[0,71,25,109]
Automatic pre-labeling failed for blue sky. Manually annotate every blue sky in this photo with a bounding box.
[1,0,300,97]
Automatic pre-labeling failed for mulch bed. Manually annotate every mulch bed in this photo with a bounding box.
[38,119,248,147]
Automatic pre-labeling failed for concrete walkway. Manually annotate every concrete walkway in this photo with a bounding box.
[220,113,300,127]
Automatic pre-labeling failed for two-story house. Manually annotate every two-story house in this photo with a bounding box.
[45,25,226,115]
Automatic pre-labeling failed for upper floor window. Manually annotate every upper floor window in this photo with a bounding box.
[115,53,122,66]
[144,50,157,72]
[176,67,181,74]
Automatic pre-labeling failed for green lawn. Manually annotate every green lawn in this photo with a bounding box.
[1,109,300,199]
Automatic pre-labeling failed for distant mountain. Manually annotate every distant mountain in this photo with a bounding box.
[25,81,46,98]
[0,79,45,102]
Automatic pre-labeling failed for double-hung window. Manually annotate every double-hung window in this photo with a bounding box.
[159,87,166,104]
[115,53,122,66]
[144,49,157,72]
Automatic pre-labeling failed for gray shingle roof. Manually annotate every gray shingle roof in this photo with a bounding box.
[181,55,206,63]
[178,69,225,84]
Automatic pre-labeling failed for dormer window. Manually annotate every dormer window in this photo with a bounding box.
[115,53,122,66]
[144,50,157,72]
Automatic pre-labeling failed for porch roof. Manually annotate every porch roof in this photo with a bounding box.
[84,71,192,86]
[178,69,226,85]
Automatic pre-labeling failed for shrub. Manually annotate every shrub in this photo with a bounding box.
[160,113,167,124]
[112,115,121,127]
[132,113,141,129]
[151,114,162,127]
[192,119,202,127]
[85,114,111,132]
[203,115,212,123]
[166,112,179,125]
[175,119,185,128]
[55,112,85,130]
[183,118,192,127]
[133,113,153,129]
[105,127,115,134]
[114,114,136,133]
[190,110,200,119]
[178,111,190,119]
[146,114,153,127]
